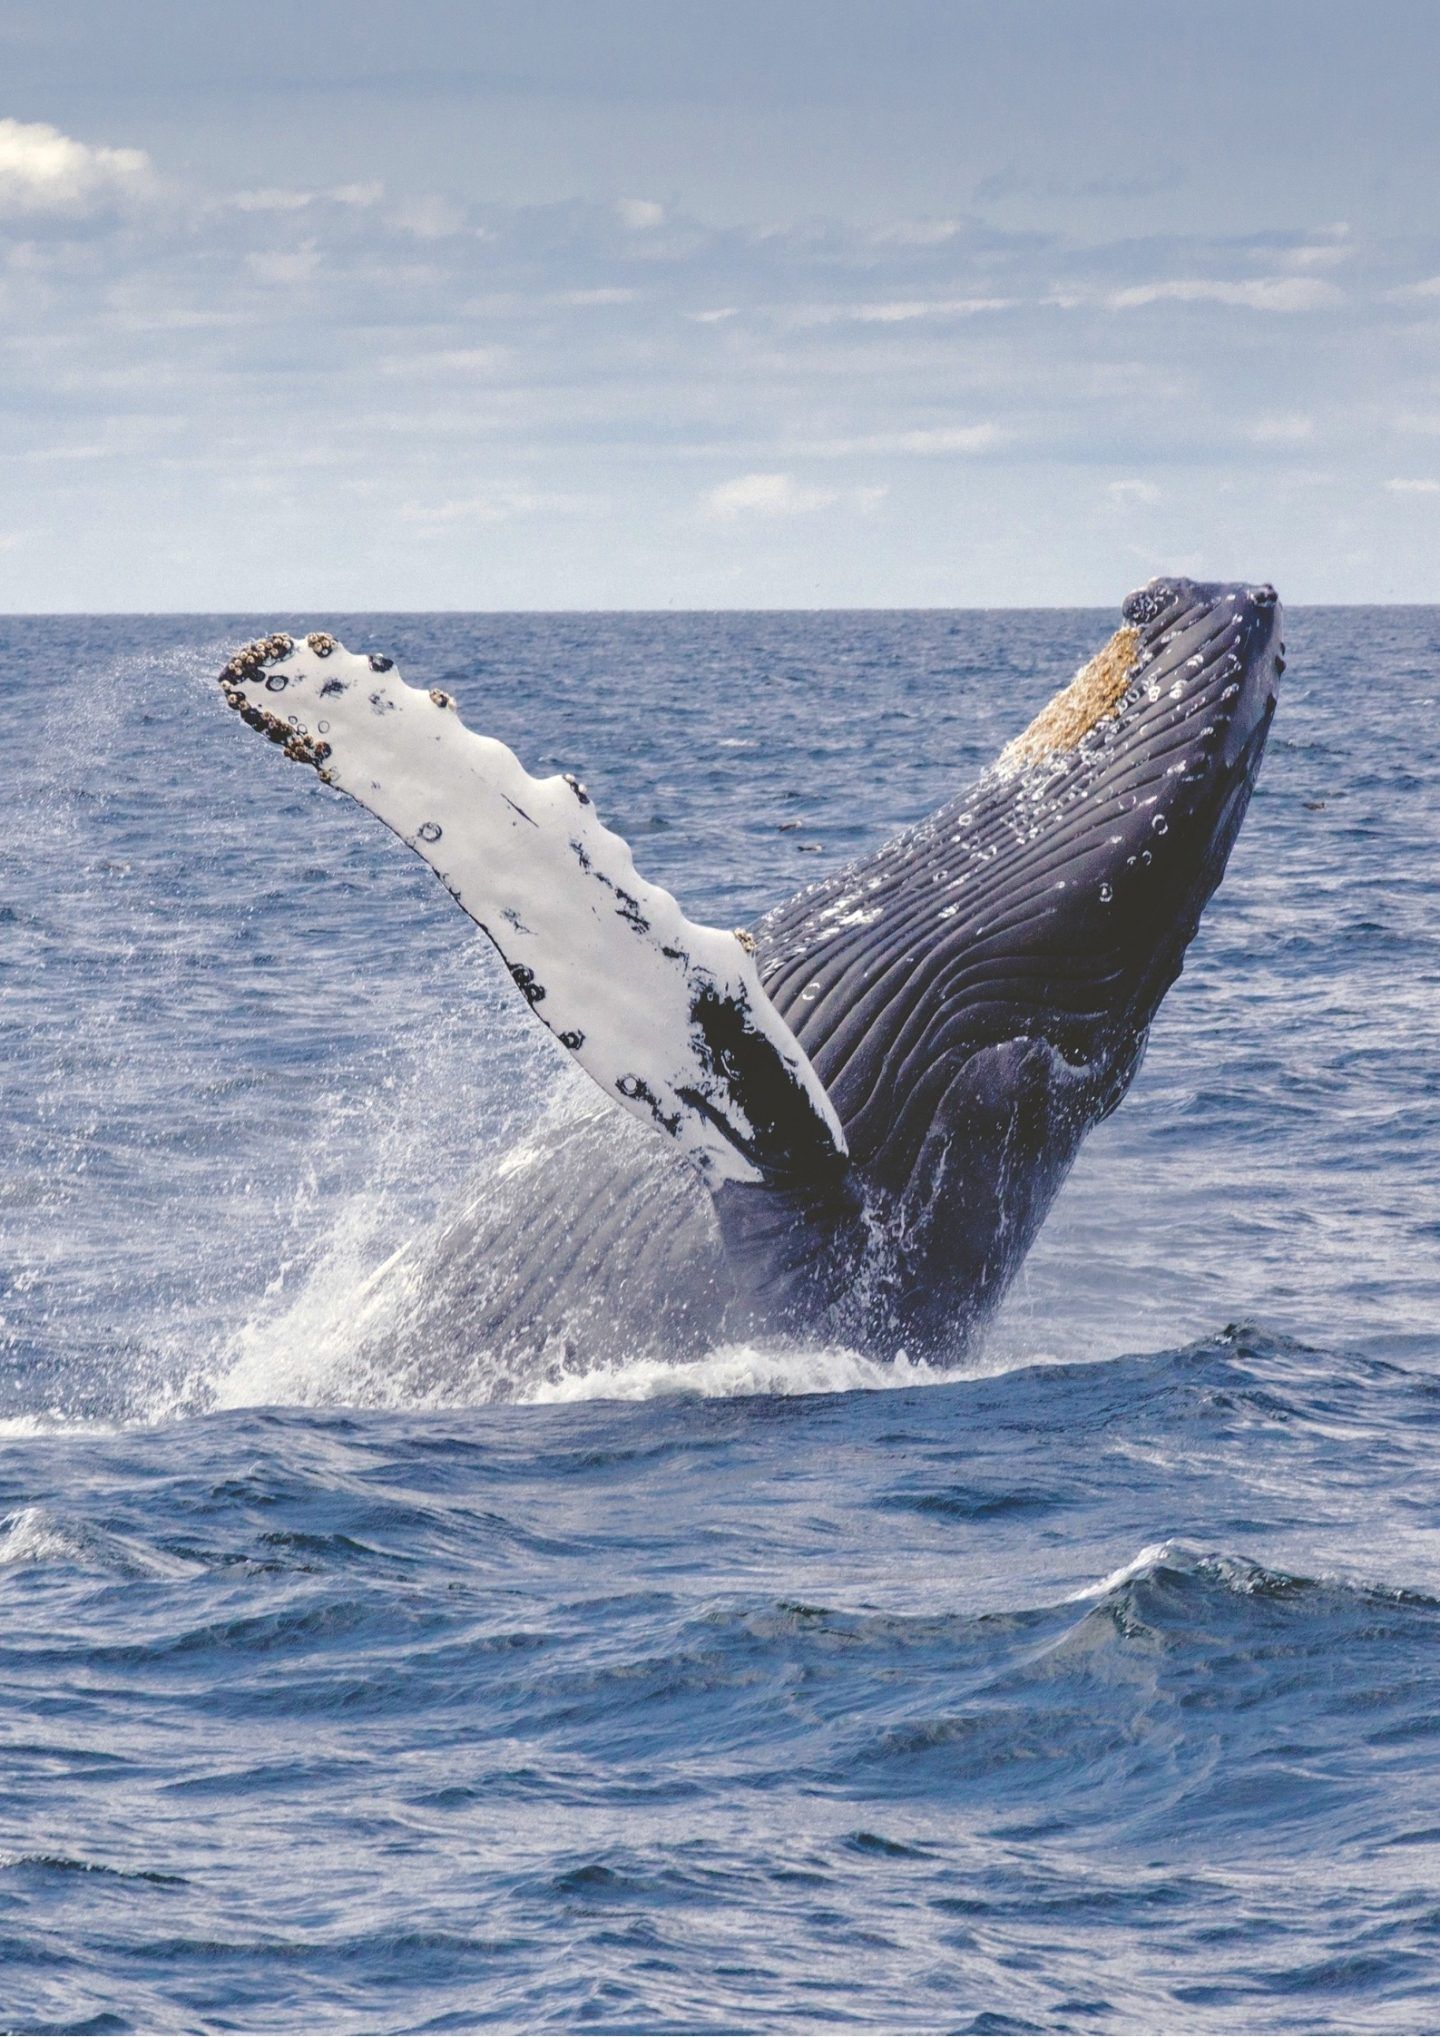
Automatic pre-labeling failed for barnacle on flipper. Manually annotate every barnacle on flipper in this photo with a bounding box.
[218,633,295,687]
[217,642,329,772]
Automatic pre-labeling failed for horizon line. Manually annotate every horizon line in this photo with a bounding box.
[0,598,1430,619]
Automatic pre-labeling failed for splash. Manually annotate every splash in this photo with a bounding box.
[516,1340,955,1405]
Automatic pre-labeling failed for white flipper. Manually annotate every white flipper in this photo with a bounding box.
[217,633,847,1189]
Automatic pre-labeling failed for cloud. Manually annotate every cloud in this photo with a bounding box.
[1384,477,1440,493]
[245,242,321,286]
[1106,277,1341,313]
[1279,235,1353,272]
[1249,413,1317,444]
[787,296,1013,327]
[387,193,467,240]
[384,346,507,376]
[790,424,1004,458]
[0,116,152,217]
[704,472,886,517]
[1106,479,1161,506]
[870,218,964,246]
[617,198,664,230]
[231,183,383,214]
[975,162,1185,205]
[398,488,591,527]
[1392,275,1440,300]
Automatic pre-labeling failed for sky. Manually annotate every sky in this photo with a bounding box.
[3,0,1440,609]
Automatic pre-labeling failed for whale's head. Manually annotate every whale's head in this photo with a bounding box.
[752,576,1286,1353]
[994,575,1285,1041]
[1005,576,1282,794]
[1044,575,1281,788]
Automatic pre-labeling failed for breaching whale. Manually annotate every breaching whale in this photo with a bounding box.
[217,577,1283,1386]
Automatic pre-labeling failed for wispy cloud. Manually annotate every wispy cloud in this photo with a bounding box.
[1106,277,1342,313]
[1384,477,1440,493]
[704,473,886,516]
[788,425,1005,458]
[245,243,321,286]
[398,488,593,527]
[382,347,508,376]
[616,198,665,230]
[869,218,965,246]
[232,182,383,214]
[1106,479,1161,506]
[786,297,1014,327]
[1249,414,1317,444]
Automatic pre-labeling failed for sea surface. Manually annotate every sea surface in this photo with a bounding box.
[2,607,1439,2034]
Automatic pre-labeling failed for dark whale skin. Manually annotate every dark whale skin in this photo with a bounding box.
[388,578,1284,1387]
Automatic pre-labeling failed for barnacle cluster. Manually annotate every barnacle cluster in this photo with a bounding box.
[216,638,335,781]
[1000,624,1141,770]
[217,633,295,688]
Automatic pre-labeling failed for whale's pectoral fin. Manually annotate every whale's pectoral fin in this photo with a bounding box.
[216,633,847,1190]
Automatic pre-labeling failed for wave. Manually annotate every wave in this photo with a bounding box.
[0,1505,201,1579]
[1061,1536,1440,1613]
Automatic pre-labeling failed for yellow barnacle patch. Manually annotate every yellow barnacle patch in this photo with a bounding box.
[1000,625,1140,770]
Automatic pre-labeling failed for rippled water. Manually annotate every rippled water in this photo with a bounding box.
[3,608,1439,2032]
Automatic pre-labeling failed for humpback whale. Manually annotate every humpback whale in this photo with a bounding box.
[217,577,1283,1386]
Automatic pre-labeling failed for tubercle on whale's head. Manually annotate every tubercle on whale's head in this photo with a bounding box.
[1119,575,1285,781]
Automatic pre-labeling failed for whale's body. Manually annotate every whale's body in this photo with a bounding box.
[218,578,1284,1386]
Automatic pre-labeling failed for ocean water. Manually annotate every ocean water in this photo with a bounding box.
[2,606,1439,2034]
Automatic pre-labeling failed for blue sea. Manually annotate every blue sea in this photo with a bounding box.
[3,608,1439,2034]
